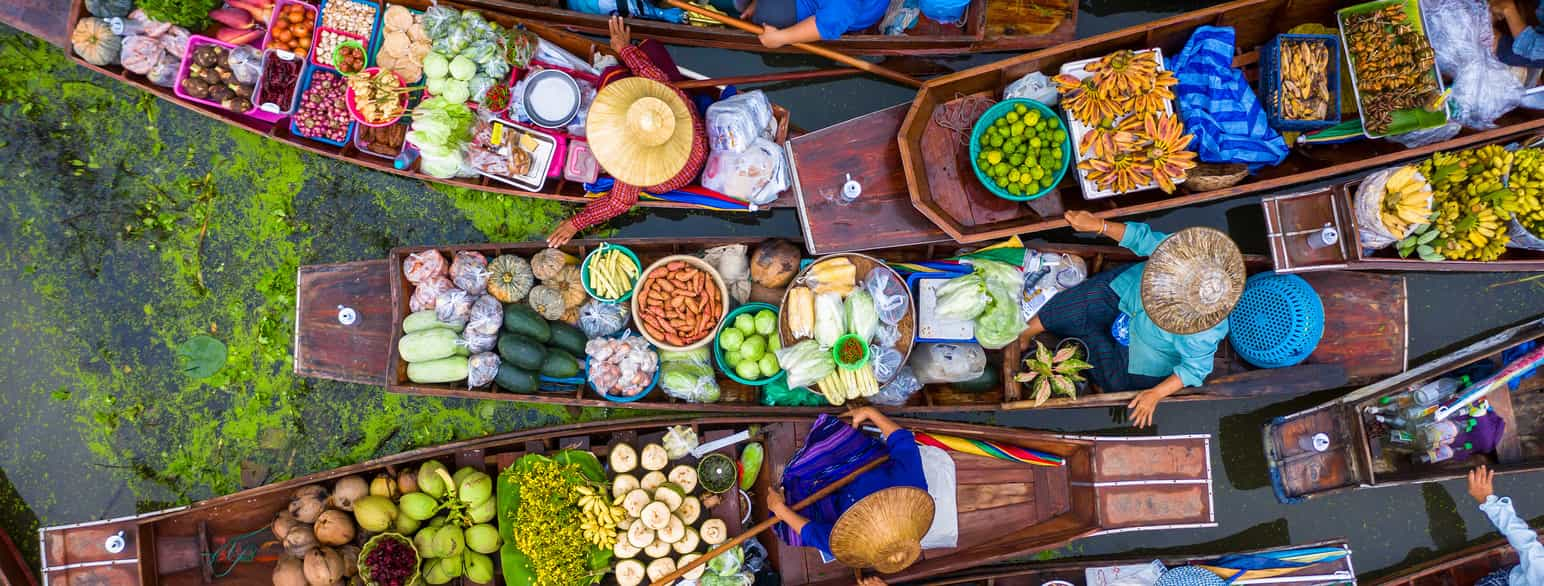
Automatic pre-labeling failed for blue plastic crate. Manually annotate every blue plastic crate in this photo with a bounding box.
[290,64,357,147]
[906,272,977,343]
[1260,33,1341,132]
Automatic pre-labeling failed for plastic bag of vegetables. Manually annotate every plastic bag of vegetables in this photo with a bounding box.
[578,299,628,338]
[408,97,475,178]
[813,292,846,348]
[422,5,459,39]
[659,348,721,403]
[774,340,834,389]
[934,272,988,320]
[845,290,878,344]
[970,260,1028,349]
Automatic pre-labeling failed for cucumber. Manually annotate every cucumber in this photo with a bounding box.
[494,363,538,393]
[502,304,550,343]
[546,322,588,357]
[952,361,1002,393]
[497,334,548,371]
[539,349,581,379]
[399,328,460,363]
[404,310,463,333]
[407,356,469,383]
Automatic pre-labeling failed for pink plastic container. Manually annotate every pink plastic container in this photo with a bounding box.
[346,67,408,127]
[174,35,258,116]
[564,139,599,183]
[262,0,317,56]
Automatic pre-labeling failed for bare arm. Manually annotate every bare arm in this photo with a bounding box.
[759,16,822,48]
[768,491,809,534]
[1065,210,1125,242]
[845,406,901,438]
[1126,374,1184,428]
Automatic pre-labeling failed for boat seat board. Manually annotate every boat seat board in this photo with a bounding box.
[43,524,139,569]
[294,260,393,386]
[43,564,140,586]
[1297,271,1408,378]
[1269,406,1362,498]
[1487,382,1525,465]
[1090,438,1210,483]
[1096,483,1213,530]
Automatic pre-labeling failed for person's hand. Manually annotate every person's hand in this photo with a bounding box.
[767,489,785,510]
[546,219,580,248]
[739,0,757,19]
[758,24,787,48]
[858,577,889,586]
[843,406,881,429]
[608,15,631,53]
[1467,465,1495,505]
[1126,388,1164,428]
[1065,210,1104,234]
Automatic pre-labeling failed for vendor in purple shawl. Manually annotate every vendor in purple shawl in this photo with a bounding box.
[768,407,928,561]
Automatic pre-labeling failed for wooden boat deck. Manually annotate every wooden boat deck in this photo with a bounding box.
[918,539,1355,586]
[1369,535,1533,586]
[40,416,1215,586]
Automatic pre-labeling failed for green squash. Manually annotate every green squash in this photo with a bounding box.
[71,18,122,67]
[85,0,134,17]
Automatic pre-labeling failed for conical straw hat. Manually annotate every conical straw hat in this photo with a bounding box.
[1140,227,1246,335]
[829,487,934,574]
[586,77,695,187]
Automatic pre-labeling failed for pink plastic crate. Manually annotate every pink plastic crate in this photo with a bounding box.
[564,139,599,183]
[173,35,258,116]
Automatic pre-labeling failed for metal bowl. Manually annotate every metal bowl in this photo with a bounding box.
[522,69,581,129]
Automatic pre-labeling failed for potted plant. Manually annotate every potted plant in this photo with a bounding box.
[1014,339,1093,407]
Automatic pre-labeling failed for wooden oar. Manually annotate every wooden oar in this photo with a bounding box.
[673,67,862,90]
[999,363,1349,411]
[657,0,923,88]
[647,455,892,586]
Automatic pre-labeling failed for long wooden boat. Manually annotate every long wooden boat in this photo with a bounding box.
[1367,533,1540,586]
[456,0,1075,56]
[1262,171,1544,273]
[0,528,35,586]
[294,236,1407,413]
[63,0,796,211]
[1265,315,1544,503]
[915,539,1355,586]
[784,0,1543,252]
[39,415,1217,585]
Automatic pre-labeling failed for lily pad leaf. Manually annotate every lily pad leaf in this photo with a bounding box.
[176,335,227,378]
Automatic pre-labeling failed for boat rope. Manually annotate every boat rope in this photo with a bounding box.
[930,93,997,147]
[204,527,271,578]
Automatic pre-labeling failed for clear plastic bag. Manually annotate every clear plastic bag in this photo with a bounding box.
[147,57,179,87]
[468,75,497,103]
[468,352,500,388]
[874,323,901,348]
[706,91,774,153]
[228,45,263,85]
[813,292,846,348]
[465,294,503,336]
[870,366,922,406]
[410,276,454,312]
[659,349,722,403]
[1004,72,1058,106]
[435,289,474,327]
[1422,0,1522,129]
[423,5,459,39]
[701,138,788,206]
[1353,166,1428,249]
[1390,122,1462,148]
[463,330,497,354]
[871,345,903,383]
[775,340,835,389]
[864,269,908,326]
[911,342,987,383]
[433,25,471,55]
[159,26,191,58]
[585,335,659,398]
[120,35,164,75]
[702,245,751,304]
[450,250,489,295]
[579,300,629,338]
[564,80,595,137]
[404,250,449,284]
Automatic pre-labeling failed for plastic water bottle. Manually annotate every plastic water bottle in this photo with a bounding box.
[1419,443,1455,463]
[1414,377,1462,406]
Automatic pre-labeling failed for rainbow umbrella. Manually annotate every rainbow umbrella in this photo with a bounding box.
[1193,546,1351,584]
[888,236,1028,274]
[912,430,1064,467]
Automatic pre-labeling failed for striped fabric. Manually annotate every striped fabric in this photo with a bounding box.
[911,431,1065,466]
[1167,26,1290,169]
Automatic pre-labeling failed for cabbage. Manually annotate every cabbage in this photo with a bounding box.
[701,573,753,586]
[425,75,447,95]
[813,292,845,348]
[845,290,878,345]
[441,80,471,105]
[448,55,476,81]
[468,75,496,102]
[774,340,834,389]
[707,545,744,576]
[933,273,987,320]
[968,260,1027,349]
[423,51,449,79]
[407,97,474,177]
[421,152,463,178]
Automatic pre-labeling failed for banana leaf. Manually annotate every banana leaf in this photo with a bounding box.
[498,453,553,585]
[554,449,605,482]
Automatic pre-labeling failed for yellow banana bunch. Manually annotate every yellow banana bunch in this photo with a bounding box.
[1512,148,1544,235]
[1378,165,1433,236]
[576,486,626,548]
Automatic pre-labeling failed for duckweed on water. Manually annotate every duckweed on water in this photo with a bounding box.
[0,26,627,548]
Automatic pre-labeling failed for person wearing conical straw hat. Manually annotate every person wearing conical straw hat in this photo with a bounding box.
[768,407,934,575]
[546,16,707,248]
[1019,211,1245,428]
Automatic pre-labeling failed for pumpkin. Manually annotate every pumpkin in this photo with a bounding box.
[72,18,122,66]
[86,0,134,17]
[527,285,566,321]
[553,265,587,309]
[531,248,576,282]
[486,255,534,304]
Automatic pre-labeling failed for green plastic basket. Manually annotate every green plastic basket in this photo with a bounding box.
[968,98,1072,202]
[580,242,641,303]
[713,302,786,387]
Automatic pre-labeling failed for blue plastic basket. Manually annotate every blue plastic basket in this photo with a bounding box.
[1228,272,1325,369]
[290,64,357,147]
[905,272,976,343]
[713,302,787,387]
[588,333,660,403]
[968,98,1072,202]
[1260,33,1342,132]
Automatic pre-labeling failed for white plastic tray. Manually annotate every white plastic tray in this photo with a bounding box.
[1058,48,1184,200]
[477,120,556,192]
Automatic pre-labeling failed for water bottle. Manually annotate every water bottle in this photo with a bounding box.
[1419,443,1455,463]
[1416,420,1458,448]
[1414,377,1462,406]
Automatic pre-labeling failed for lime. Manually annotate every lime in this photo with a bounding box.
[1031,167,1045,179]
[719,328,744,352]
[1051,147,1064,160]
[1030,137,1042,148]
[1009,154,1024,166]
[1014,103,1028,114]
[1005,112,1020,123]
[1053,129,1067,142]
[1009,169,1021,182]
[986,150,1003,165]
[735,360,761,381]
[1026,110,1041,125]
[993,162,1009,176]
[1010,124,1024,137]
[995,118,1008,127]
[990,136,1003,147]
[979,133,991,146]
[754,310,776,335]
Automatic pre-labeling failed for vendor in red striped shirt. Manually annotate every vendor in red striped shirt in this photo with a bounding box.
[546,16,708,248]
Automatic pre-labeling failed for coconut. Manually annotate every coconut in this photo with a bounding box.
[464,523,500,554]
[330,476,368,511]
[396,468,419,495]
[751,239,801,288]
[417,461,449,498]
[303,547,344,586]
[414,525,439,557]
[467,497,496,524]
[352,495,398,533]
[464,551,494,583]
[457,472,492,505]
[272,511,302,542]
[273,555,307,586]
[284,525,319,558]
[431,525,464,558]
[369,473,398,499]
[289,485,328,523]
[313,510,356,547]
[394,511,421,535]
[398,492,439,521]
[336,545,361,577]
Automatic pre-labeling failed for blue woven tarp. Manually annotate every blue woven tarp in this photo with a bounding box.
[1167,26,1289,169]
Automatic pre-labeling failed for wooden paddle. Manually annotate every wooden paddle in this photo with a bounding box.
[647,455,892,586]
[657,0,924,88]
[1000,363,1350,410]
[673,67,862,90]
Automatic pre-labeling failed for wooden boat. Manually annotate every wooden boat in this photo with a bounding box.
[294,236,1407,413]
[915,539,1355,585]
[783,0,1543,252]
[1265,315,1544,503]
[63,0,796,211]
[1367,533,1540,586]
[455,0,1075,56]
[0,527,35,586]
[39,415,1217,585]
[1262,171,1544,273]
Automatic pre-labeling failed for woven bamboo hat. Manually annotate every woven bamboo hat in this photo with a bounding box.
[586,77,695,187]
[829,487,934,574]
[1140,227,1246,335]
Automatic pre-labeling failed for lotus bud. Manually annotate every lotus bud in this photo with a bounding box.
[303,547,344,586]
[272,511,302,542]
[457,472,492,505]
[369,473,398,500]
[417,461,448,498]
[394,511,421,536]
[273,555,307,586]
[336,545,361,577]
[463,551,494,583]
[351,495,398,533]
[289,485,328,523]
[396,468,419,495]
[398,492,439,522]
[467,497,496,525]
[431,525,464,559]
[313,510,356,547]
[464,524,500,554]
[283,525,319,558]
[330,476,368,511]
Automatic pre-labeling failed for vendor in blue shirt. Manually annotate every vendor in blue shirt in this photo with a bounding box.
[768,407,932,570]
[1023,210,1245,428]
[737,0,888,48]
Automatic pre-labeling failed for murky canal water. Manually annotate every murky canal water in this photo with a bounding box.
[1,0,1542,578]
